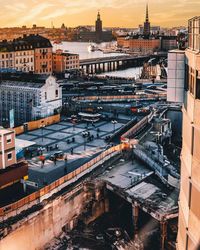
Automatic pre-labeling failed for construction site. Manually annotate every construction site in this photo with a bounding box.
[0,94,181,250]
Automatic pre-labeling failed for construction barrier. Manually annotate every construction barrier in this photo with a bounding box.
[14,114,61,135]
[73,93,166,102]
[120,111,154,144]
[0,143,124,217]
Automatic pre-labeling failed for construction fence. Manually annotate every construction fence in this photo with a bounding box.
[0,143,125,218]
[14,114,61,135]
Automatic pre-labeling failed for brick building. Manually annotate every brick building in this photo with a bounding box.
[52,49,79,73]
[117,36,160,53]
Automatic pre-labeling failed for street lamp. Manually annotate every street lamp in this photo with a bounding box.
[82,131,89,151]
[40,124,45,143]
[71,115,77,131]
[111,120,118,133]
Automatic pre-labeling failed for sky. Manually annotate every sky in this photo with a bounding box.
[0,0,199,28]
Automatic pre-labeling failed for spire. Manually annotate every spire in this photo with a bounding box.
[146,3,149,22]
[97,10,101,20]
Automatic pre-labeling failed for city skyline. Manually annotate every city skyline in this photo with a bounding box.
[0,0,199,28]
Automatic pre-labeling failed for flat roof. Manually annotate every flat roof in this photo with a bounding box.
[99,159,178,218]
[15,138,36,149]
[0,128,13,136]
[0,80,45,88]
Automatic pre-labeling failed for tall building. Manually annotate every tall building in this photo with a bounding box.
[0,75,62,127]
[95,11,102,41]
[79,12,113,42]
[143,4,151,36]
[177,16,200,250]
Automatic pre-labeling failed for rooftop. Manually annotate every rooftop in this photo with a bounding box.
[0,34,52,52]
[0,127,13,136]
[0,80,46,89]
[99,159,178,219]
[0,73,51,88]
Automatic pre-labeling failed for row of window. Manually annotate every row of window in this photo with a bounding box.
[16,57,33,64]
[36,68,52,73]
[0,54,12,59]
[0,62,13,67]
[185,65,200,99]
[36,55,52,59]
[15,51,33,56]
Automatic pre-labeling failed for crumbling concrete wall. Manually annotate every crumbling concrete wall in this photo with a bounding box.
[0,181,107,250]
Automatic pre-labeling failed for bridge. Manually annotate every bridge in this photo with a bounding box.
[80,54,165,74]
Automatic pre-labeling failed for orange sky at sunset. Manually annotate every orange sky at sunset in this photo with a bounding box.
[0,0,199,28]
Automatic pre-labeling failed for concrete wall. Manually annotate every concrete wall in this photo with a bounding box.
[166,110,182,139]
[0,182,107,250]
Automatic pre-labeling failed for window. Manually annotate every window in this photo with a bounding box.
[45,92,47,100]
[6,135,12,144]
[190,184,200,219]
[55,89,58,97]
[7,152,12,160]
[196,70,200,99]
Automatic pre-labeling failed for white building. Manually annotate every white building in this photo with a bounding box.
[0,75,62,127]
[167,49,185,103]
[14,49,35,72]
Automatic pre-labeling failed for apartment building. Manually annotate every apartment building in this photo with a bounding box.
[0,34,52,74]
[0,128,16,169]
[176,16,200,250]
[0,75,62,127]
[52,49,80,73]
[0,40,15,70]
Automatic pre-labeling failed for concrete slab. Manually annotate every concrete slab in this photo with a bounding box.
[17,134,38,141]
[34,138,56,146]
[62,127,85,134]
[27,129,52,136]
[46,132,70,140]
[45,124,67,131]
[99,123,124,132]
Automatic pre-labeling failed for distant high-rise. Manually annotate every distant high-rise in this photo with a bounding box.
[80,11,113,43]
[143,4,151,36]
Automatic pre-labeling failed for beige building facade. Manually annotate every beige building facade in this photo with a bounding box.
[0,128,16,169]
[177,16,200,250]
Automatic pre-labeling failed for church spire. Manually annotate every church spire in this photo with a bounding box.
[146,3,149,22]
[143,3,150,36]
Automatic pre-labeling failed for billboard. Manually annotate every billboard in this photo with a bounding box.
[9,109,14,128]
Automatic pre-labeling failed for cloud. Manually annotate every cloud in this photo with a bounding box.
[41,9,67,20]
[18,2,55,24]
[0,0,199,27]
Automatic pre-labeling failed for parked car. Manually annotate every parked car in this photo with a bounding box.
[50,151,64,161]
